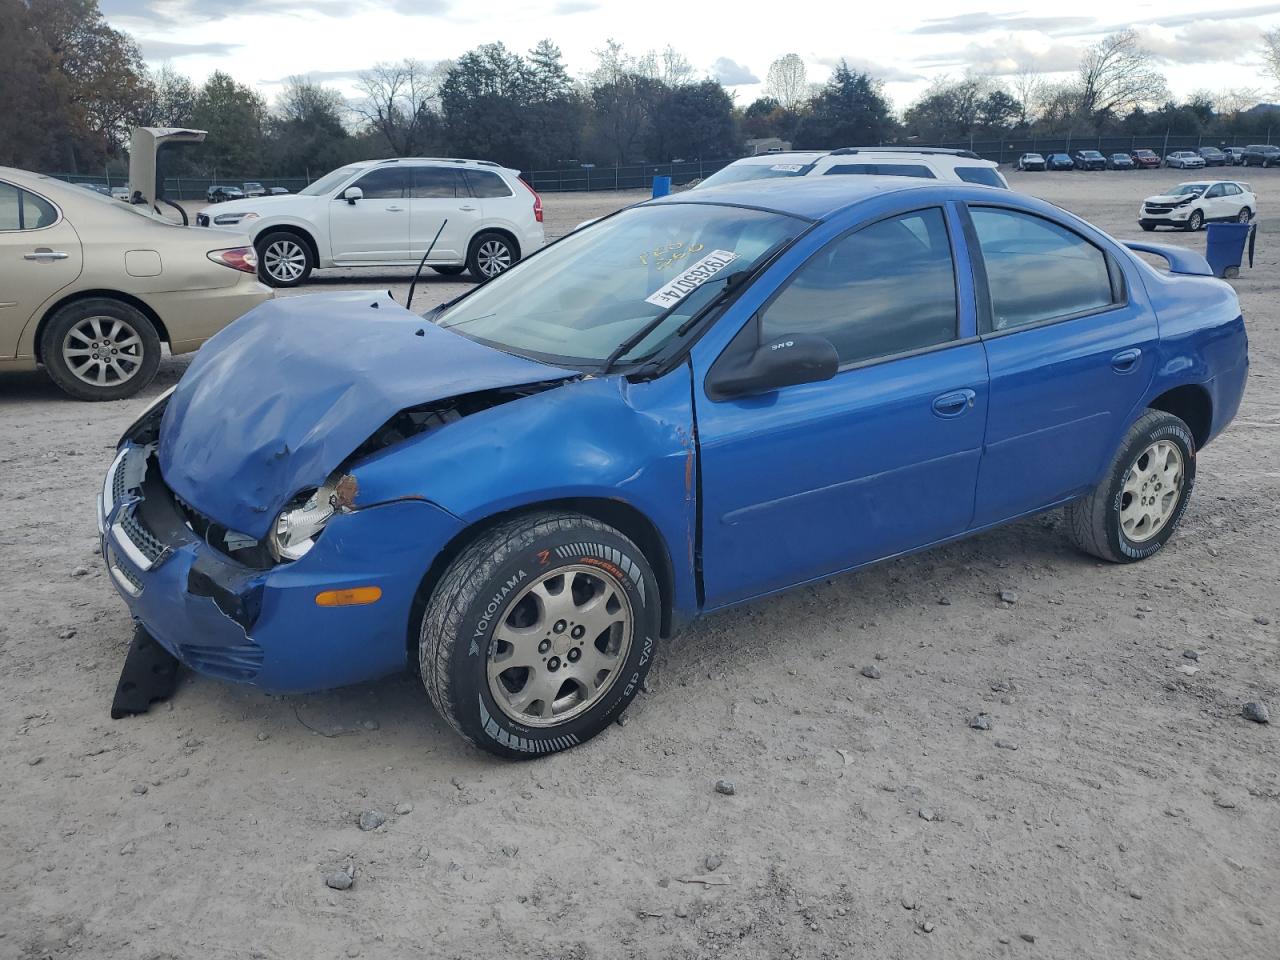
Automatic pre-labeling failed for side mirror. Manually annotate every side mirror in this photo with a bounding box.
[342,186,363,204]
[706,333,839,401]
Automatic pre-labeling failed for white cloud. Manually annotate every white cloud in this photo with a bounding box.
[711,57,759,85]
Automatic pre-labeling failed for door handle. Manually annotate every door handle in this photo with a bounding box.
[24,249,69,261]
[1111,348,1142,373]
[459,205,476,212]
[931,388,976,419]
[385,205,405,212]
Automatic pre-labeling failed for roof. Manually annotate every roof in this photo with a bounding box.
[649,175,982,221]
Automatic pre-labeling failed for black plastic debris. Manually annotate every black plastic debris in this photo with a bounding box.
[110,625,182,719]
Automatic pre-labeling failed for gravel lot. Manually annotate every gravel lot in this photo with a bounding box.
[3,170,1278,959]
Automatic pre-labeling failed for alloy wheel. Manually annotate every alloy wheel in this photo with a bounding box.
[476,239,513,277]
[1119,440,1184,543]
[486,564,633,727]
[263,239,306,283]
[61,315,144,388]
[1238,207,1252,223]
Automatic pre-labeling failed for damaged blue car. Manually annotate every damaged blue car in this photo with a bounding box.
[99,177,1248,756]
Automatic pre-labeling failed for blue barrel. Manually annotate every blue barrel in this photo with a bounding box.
[651,175,672,198]
[1205,222,1255,279]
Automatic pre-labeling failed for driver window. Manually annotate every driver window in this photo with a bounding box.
[1204,184,1224,198]
[759,208,958,366]
[350,168,409,199]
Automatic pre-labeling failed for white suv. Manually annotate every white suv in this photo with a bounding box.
[196,158,544,287]
[697,147,1009,191]
[1138,180,1256,232]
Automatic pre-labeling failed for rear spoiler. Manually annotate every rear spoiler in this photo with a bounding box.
[1123,241,1214,277]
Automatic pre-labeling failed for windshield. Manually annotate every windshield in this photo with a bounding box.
[299,164,362,197]
[1172,183,1208,196]
[1081,151,1103,158]
[434,203,806,366]
[698,161,814,189]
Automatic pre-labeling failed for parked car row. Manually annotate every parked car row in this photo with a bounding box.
[1014,146,1280,171]
[207,183,291,203]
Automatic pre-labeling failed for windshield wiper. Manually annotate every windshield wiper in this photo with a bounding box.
[600,238,792,374]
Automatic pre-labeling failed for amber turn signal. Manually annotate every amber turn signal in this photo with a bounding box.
[315,586,382,607]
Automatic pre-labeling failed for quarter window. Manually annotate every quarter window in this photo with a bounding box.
[464,170,513,198]
[969,207,1116,332]
[411,167,461,198]
[760,207,958,366]
[0,182,57,230]
[350,167,409,199]
[955,167,1006,188]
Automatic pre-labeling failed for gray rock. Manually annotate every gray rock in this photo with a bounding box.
[999,590,1019,604]
[131,782,148,795]
[1129,889,1143,900]
[501,845,519,858]
[394,801,413,816]
[921,920,935,933]
[1019,933,1036,943]
[999,937,1010,945]
[58,628,76,640]
[704,854,722,871]
[1182,649,1200,661]
[918,808,938,822]
[714,778,735,796]
[616,713,629,727]
[994,739,1019,751]
[71,566,89,578]
[969,713,992,731]
[901,896,916,910]
[256,732,269,741]
[358,809,386,831]
[1242,701,1270,724]
[861,664,882,680]
[27,756,42,766]
[325,871,353,891]
[1255,615,1271,626]
[675,905,688,918]
[119,841,136,855]
[937,596,952,606]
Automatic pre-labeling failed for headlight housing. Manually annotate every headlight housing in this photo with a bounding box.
[213,211,260,226]
[268,473,358,562]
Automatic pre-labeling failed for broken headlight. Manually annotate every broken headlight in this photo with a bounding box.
[269,478,339,562]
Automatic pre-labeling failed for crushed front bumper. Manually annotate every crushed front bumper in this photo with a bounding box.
[99,442,463,693]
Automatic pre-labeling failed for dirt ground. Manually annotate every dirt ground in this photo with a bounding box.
[2,171,1278,960]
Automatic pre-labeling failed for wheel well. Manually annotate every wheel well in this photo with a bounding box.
[1149,385,1212,449]
[256,225,319,264]
[34,290,171,363]
[470,227,520,261]
[406,497,678,667]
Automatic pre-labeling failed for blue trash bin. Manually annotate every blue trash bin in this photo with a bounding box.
[651,175,672,198]
[1205,222,1255,279]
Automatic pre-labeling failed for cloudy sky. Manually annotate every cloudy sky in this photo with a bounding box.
[100,0,1280,108]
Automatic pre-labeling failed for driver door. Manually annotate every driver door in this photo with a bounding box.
[692,205,989,609]
[328,167,410,263]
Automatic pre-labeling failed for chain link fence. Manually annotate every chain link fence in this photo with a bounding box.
[46,130,1278,198]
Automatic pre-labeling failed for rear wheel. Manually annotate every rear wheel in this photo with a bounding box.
[1238,206,1253,223]
[419,511,659,757]
[467,232,518,281]
[1065,409,1196,563]
[39,298,160,401]
[256,231,313,287]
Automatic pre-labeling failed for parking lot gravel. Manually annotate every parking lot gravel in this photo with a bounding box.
[3,170,1278,959]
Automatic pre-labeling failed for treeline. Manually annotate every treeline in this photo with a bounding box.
[4,0,1280,180]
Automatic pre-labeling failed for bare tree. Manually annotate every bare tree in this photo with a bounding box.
[765,53,808,111]
[637,46,695,87]
[1077,29,1168,122]
[1262,28,1280,95]
[352,59,445,155]
[1214,86,1261,118]
[1009,68,1044,126]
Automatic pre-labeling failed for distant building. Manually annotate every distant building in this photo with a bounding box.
[744,137,792,156]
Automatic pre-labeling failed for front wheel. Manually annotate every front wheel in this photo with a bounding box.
[256,231,313,287]
[1064,409,1196,563]
[1185,210,1204,231]
[419,512,660,757]
[466,232,518,281]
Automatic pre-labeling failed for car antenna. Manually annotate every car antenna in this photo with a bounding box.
[405,219,448,313]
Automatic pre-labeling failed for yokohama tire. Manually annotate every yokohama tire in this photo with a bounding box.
[419,511,660,758]
[1065,409,1197,563]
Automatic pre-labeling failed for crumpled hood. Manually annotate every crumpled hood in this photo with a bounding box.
[158,291,575,539]
[1145,193,1197,204]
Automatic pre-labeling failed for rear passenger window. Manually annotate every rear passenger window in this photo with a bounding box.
[760,207,957,366]
[969,207,1117,332]
[955,167,1006,188]
[0,182,57,230]
[464,170,513,198]
[824,163,935,178]
[411,167,461,198]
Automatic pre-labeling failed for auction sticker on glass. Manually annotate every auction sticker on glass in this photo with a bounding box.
[644,249,739,307]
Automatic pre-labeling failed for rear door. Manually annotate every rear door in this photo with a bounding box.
[693,203,989,608]
[0,180,83,358]
[407,166,480,263]
[965,203,1157,526]
[328,166,410,263]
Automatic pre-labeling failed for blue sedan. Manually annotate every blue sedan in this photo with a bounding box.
[100,177,1248,756]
